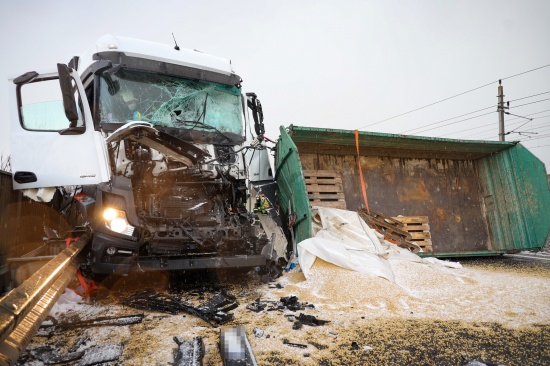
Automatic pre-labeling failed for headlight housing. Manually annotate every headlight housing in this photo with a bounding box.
[103,208,135,236]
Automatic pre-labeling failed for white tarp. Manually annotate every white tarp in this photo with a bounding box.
[297,207,461,283]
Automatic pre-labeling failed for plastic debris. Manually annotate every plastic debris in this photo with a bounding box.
[121,290,237,327]
[253,328,264,338]
[298,313,330,326]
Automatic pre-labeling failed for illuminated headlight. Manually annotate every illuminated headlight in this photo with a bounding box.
[103,208,135,236]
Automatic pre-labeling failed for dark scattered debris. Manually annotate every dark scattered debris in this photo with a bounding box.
[173,336,204,366]
[351,341,360,350]
[280,296,314,311]
[246,301,267,313]
[292,321,302,330]
[308,341,328,350]
[120,289,237,327]
[28,345,84,365]
[298,313,330,327]
[36,314,144,337]
[283,339,308,349]
[247,295,315,313]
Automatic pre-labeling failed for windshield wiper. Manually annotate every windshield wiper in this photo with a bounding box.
[170,120,233,143]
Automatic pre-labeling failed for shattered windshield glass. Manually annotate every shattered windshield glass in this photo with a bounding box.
[98,69,243,137]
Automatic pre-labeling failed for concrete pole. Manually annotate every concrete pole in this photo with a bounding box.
[498,80,505,141]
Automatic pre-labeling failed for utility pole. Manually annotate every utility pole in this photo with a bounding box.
[498,80,505,141]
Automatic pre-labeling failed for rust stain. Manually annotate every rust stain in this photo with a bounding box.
[455,215,462,223]
[436,208,446,220]
[399,179,432,202]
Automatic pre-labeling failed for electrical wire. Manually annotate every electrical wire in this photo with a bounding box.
[400,105,495,134]
[516,133,550,142]
[509,97,550,109]
[453,110,550,139]
[356,63,550,130]
[508,90,550,103]
[409,111,495,135]
[473,116,550,140]
[525,144,550,149]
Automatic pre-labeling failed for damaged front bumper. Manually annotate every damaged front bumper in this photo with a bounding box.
[89,232,270,275]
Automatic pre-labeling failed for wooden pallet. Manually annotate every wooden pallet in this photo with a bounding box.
[303,170,347,209]
[392,216,433,252]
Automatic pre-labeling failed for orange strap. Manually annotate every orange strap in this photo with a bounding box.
[355,130,370,213]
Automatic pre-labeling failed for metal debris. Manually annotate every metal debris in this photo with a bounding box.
[120,290,238,327]
[27,345,85,364]
[173,336,204,366]
[248,295,315,313]
[283,339,307,349]
[297,313,330,326]
[37,314,145,337]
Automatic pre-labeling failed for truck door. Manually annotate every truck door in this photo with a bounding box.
[10,65,111,189]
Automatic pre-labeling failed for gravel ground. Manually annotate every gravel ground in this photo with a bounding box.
[18,253,550,366]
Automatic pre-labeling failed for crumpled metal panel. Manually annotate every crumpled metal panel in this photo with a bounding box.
[479,144,550,251]
[275,127,311,244]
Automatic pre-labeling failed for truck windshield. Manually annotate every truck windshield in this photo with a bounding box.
[98,69,243,137]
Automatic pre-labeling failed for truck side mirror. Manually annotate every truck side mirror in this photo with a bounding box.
[57,63,79,128]
[246,92,265,136]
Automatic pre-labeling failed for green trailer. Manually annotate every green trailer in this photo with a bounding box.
[275,125,550,257]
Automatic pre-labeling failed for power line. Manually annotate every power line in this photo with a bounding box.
[509,97,550,109]
[525,144,550,149]
[508,90,550,103]
[400,105,495,134]
[409,111,495,135]
[517,133,550,142]
[456,110,550,139]
[357,63,550,130]
[411,97,550,138]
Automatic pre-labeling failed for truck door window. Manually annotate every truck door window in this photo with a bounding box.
[19,77,84,131]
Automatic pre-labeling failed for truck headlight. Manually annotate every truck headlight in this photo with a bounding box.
[103,208,135,236]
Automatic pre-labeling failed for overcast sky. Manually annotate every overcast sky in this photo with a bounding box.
[1,0,549,170]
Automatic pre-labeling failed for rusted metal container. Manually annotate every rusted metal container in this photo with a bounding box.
[275,126,550,257]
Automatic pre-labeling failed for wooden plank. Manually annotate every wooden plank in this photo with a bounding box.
[306,183,344,192]
[305,177,343,185]
[392,216,429,224]
[308,193,346,200]
[400,223,430,231]
[303,170,343,178]
[409,231,432,240]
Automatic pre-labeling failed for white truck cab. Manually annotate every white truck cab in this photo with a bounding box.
[9,35,284,275]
